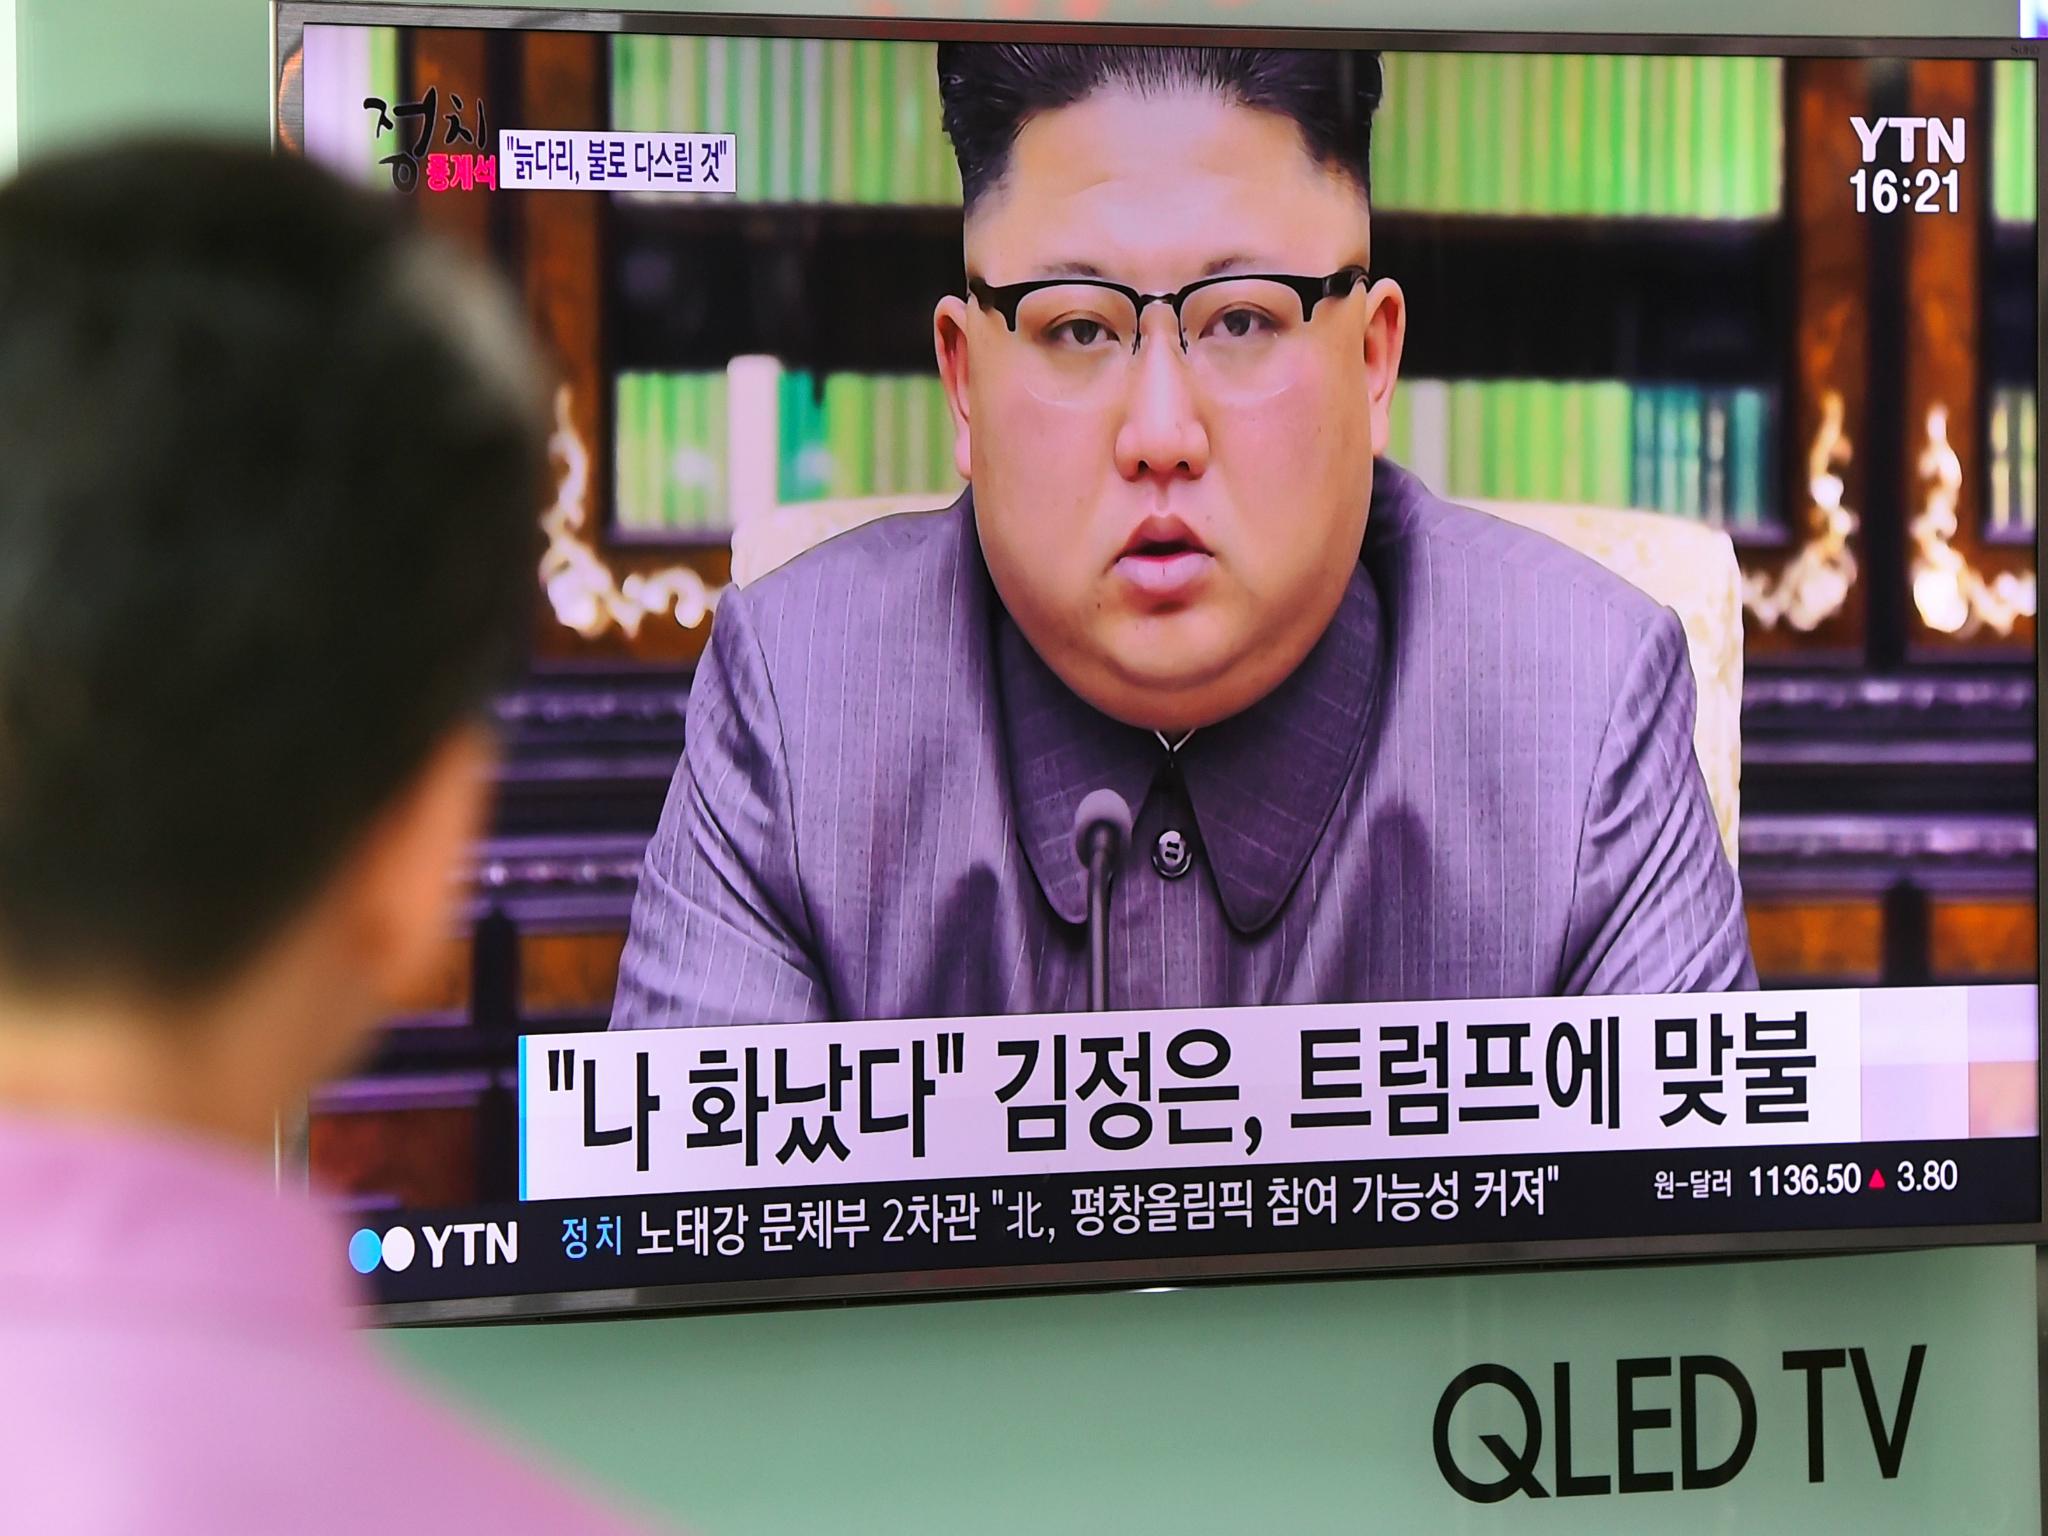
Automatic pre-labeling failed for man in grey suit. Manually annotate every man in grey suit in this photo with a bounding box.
[611,42,1756,1031]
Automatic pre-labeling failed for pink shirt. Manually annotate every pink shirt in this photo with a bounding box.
[0,1112,658,1534]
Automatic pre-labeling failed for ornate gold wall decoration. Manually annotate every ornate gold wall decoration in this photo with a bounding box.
[1910,403,2036,639]
[1742,389,1860,632]
[538,386,724,639]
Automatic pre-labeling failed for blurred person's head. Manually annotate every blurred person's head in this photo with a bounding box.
[933,45,1406,734]
[0,142,548,1147]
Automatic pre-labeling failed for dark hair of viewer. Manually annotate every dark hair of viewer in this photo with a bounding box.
[936,44,1383,213]
[0,141,549,996]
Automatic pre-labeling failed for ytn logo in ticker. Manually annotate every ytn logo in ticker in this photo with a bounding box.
[348,1221,520,1274]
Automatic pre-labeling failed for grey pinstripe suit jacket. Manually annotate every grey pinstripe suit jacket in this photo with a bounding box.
[609,460,1755,1029]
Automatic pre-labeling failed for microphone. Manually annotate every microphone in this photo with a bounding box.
[1072,789,1133,1012]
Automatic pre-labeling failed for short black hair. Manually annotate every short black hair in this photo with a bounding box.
[0,141,547,997]
[937,44,1383,213]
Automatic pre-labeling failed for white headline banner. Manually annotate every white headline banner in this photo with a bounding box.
[497,987,2039,1201]
[498,129,738,192]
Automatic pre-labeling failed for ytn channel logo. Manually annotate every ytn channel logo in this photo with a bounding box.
[348,1222,519,1274]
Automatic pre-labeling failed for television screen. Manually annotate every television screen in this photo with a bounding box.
[277,7,2045,1321]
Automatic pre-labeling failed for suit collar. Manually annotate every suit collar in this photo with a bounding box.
[993,486,1388,935]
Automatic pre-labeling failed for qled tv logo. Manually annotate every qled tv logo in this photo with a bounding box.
[1433,1347,1926,1502]
[348,1221,519,1274]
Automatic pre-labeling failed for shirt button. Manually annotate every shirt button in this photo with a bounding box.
[1153,828,1193,879]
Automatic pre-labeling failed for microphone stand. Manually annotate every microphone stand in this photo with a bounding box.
[1071,788,1133,1013]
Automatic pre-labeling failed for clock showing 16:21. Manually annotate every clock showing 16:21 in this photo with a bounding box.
[1847,114,1964,215]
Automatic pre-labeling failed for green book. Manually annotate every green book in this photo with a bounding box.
[1524,53,1556,217]
[826,42,855,203]
[1397,50,1429,210]
[686,372,710,530]
[1996,60,2038,223]
[1447,379,1485,498]
[1725,56,1757,218]
[1702,391,1729,523]
[907,377,930,492]
[853,374,879,494]
[686,371,710,528]
[765,38,796,202]
[937,375,961,489]
[1669,56,1697,216]
[797,38,825,201]
[812,374,838,499]
[1499,53,1531,215]
[709,372,731,530]
[781,372,807,500]
[1583,55,1617,214]
[639,373,665,530]
[1555,55,1588,215]
[823,373,856,496]
[1426,54,1461,211]
[1466,55,1499,214]
[612,375,637,529]
[1557,383,1587,502]
[653,36,675,138]
[1629,386,1657,507]
[1591,380,1633,507]
[749,37,770,202]
[855,42,888,203]
[776,372,799,503]
[647,373,669,528]
[1529,381,1562,500]
[663,37,695,137]
[1641,55,1673,217]
[1993,63,2013,221]
[704,36,731,147]
[1696,56,1727,218]
[669,373,690,531]
[869,374,896,493]
[1469,381,1498,498]
[1729,388,1764,530]
[1677,388,1704,518]
[650,373,675,530]
[612,36,635,132]
[1384,378,1413,467]
[1616,54,1646,216]
[1760,60,1785,215]
[889,43,925,204]
[1371,52,1401,207]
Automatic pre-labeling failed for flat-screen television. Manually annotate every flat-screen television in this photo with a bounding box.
[275,5,2047,1322]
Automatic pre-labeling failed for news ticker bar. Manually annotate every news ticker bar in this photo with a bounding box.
[358,1137,2041,1306]
[517,986,2038,1202]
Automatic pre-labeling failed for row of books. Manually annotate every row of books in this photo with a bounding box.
[775,371,962,506]
[614,369,963,533]
[1993,59,2036,226]
[604,35,1791,220]
[609,35,960,205]
[615,372,729,533]
[1383,378,1779,529]
[1988,386,2040,537]
[1373,54,1784,220]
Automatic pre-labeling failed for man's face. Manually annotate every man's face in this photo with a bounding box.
[934,85,1405,733]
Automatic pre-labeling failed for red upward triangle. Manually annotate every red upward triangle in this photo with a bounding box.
[1869,1167,1888,1190]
